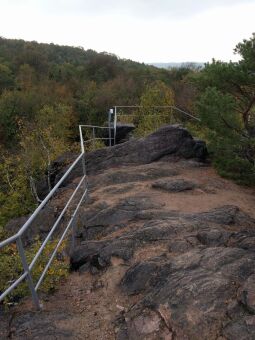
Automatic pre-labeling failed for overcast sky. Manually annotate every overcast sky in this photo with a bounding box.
[0,0,254,63]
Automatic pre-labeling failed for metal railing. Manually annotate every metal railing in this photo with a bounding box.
[0,148,87,309]
[79,124,113,149]
[108,105,200,145]
[78,106,199,149]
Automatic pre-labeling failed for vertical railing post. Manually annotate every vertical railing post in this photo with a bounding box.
[79,125,87,194]
[114,106,117,145]
[16,237,40,310]
[92,127,95,149]
[108,109,113,147]
[71,213,77,250]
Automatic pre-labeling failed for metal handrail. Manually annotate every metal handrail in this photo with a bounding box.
[79,124,113,150]
[0,152,87,309]
[109,105,200,145]
[112,105,200,122]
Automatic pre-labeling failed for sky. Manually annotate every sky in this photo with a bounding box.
[0,0,254,63]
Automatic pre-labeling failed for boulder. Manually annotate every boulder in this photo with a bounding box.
[152,178,197,192]
[102,122,135,145]
[37,125,207,193]
[86,125,208,174]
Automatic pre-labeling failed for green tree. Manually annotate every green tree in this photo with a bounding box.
[192,34,255,184]
[135,81,175,136]
[0,64,14,93]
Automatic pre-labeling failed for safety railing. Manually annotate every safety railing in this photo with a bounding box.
[79,124,113,149]
[108,105,200,145]
[0,151,87,309]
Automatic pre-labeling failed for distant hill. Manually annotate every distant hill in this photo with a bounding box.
[148,62,205,69]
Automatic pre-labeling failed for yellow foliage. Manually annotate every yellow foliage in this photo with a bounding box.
[0,238,69,306]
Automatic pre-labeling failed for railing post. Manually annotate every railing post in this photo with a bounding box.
[79,125,87,195]
[16,237,41,310]
[108,109,113,147]
[114,106,117,145]
[92,127,95,149]
[71,213,77,250]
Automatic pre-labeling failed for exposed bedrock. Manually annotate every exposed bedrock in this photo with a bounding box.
[51,125,207,186]
[70,193,255,339]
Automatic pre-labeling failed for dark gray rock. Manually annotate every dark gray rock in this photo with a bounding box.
[121,262,161,295]
[222,317,255,340]
[89,165,179,190]
[70,239,135,270]
[188,205,255,226]
[152,178,197,192]
[39,125,207,191]
[238,274,255,313]
[103,123,135,145]
[197,229,230,246]
[86,125,208,174]
[168,239,193,253]
[78,196,164,227]
[118,247,255,340]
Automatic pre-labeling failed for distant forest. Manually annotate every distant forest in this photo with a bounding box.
[0,37,197,149]
[0,34,254,233]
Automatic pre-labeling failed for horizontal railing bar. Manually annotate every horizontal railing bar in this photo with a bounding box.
[116,113,172,116]
[79,125,109,129]
[113,105,200,121]
[114,105,175,108]
[0,234,19,249]
[35,188,88,291]
[172,106,201,121]
[83,138,111,143]
[0,272,27,301]
[15,153,84,238]
[114,105,181,108]
[29,175,86,270]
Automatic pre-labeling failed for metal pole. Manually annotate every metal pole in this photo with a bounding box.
[16,237,41,310]
[92,127,95,149]
[108,109,113,147]
[114,106,117,145]
[79,125,87,194]
[71,213,77,250]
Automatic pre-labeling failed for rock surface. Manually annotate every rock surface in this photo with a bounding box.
[85,125,207,174]
[152,178,197,192]
[102,123,135,145]
[1,126,255,340]
[50,125,208,186]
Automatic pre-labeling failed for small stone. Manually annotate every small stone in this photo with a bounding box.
[116,304,125,312]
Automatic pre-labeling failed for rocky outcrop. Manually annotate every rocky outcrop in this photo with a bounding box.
[69,194,255,339]
[3,125,255,340]
[102,123,135,145]
[51,125,207,186]
[85,125,207,174]
[68,158,255,339]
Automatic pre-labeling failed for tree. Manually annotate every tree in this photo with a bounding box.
[0,64,14,93]
[135,81,175,136]
[192,34,255,184]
